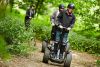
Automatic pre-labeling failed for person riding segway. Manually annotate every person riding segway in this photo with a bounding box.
[42,3,76,67]
[54,3,76,59]
[41,4,65,52]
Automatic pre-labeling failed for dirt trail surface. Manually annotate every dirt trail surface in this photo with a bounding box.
[7,41,99,67]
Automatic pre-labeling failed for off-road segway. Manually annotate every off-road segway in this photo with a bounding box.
[42,27,72,67]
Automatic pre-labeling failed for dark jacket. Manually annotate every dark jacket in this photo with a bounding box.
[26,8,35,18]
[57,10,75,28]
[50,10,60,26]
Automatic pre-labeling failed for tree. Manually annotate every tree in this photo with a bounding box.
[0,0,8,19]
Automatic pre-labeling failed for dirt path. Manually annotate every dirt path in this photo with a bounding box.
[7,41,99,67]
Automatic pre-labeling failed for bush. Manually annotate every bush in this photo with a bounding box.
[96,60,100,67]
[8,43,36,56]
[0,16,34,44]
[0,35,11,60]
[69,32,100,54]
[74,30,100,40]
[0,16,35,55]
[31,15,51,41]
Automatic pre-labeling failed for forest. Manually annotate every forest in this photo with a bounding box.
[0,0,100,67]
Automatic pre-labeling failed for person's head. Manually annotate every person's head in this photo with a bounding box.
[30,5,33,8]
[30,5,35,9]
[59,4,65,12]
[67,3,75,14]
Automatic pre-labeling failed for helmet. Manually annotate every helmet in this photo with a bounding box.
[30,4,35,8]
[67,3,75,9]
[30,5,33,8]
[59,4,65,9]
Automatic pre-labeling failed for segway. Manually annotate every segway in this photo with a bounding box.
[42,39,72,67]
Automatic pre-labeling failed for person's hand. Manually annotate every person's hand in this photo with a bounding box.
[29,17,32,19]
[59,25,63,29]
[67,27,71,31]
[51,23,55,26]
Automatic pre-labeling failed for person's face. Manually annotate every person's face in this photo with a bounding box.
[59,8,64,12]
[67,8,73,13]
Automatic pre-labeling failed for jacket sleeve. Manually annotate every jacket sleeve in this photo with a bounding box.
[26,9,33,17]
[69,15,76,28]
[26,9,29,17]
[57,11,63,25]
[32,9,36,18]
[50,11,56,24]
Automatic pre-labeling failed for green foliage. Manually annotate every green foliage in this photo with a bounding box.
[96,60,100,67]
[8,43,36,56]
[69,32,100,54]
[73,30,100,40]
[0,0,100,58]
[0,0,8,19]
[0,35,11,60]
[0,15,36,55]
[0,16,34,44]
[9,0,14,12]
[70,0,100,40]
[18,3,28,10]
[32,15,51,40]
[17,0,47,14]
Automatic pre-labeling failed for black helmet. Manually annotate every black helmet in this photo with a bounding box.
[67,3,75,9]
[59,4,65,9]
[30,5,33,8]
[30,4,35,8]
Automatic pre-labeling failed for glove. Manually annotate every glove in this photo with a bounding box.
[67,27,71,31]
[59,25,63,29]
[29,17,32,19]
[51,23,55,26]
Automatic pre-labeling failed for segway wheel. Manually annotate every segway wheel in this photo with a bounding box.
[64,52,72,67]
[41,41,47,53]
[43,48,50,63]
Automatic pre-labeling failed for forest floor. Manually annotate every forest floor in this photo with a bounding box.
[1,40,100,67]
